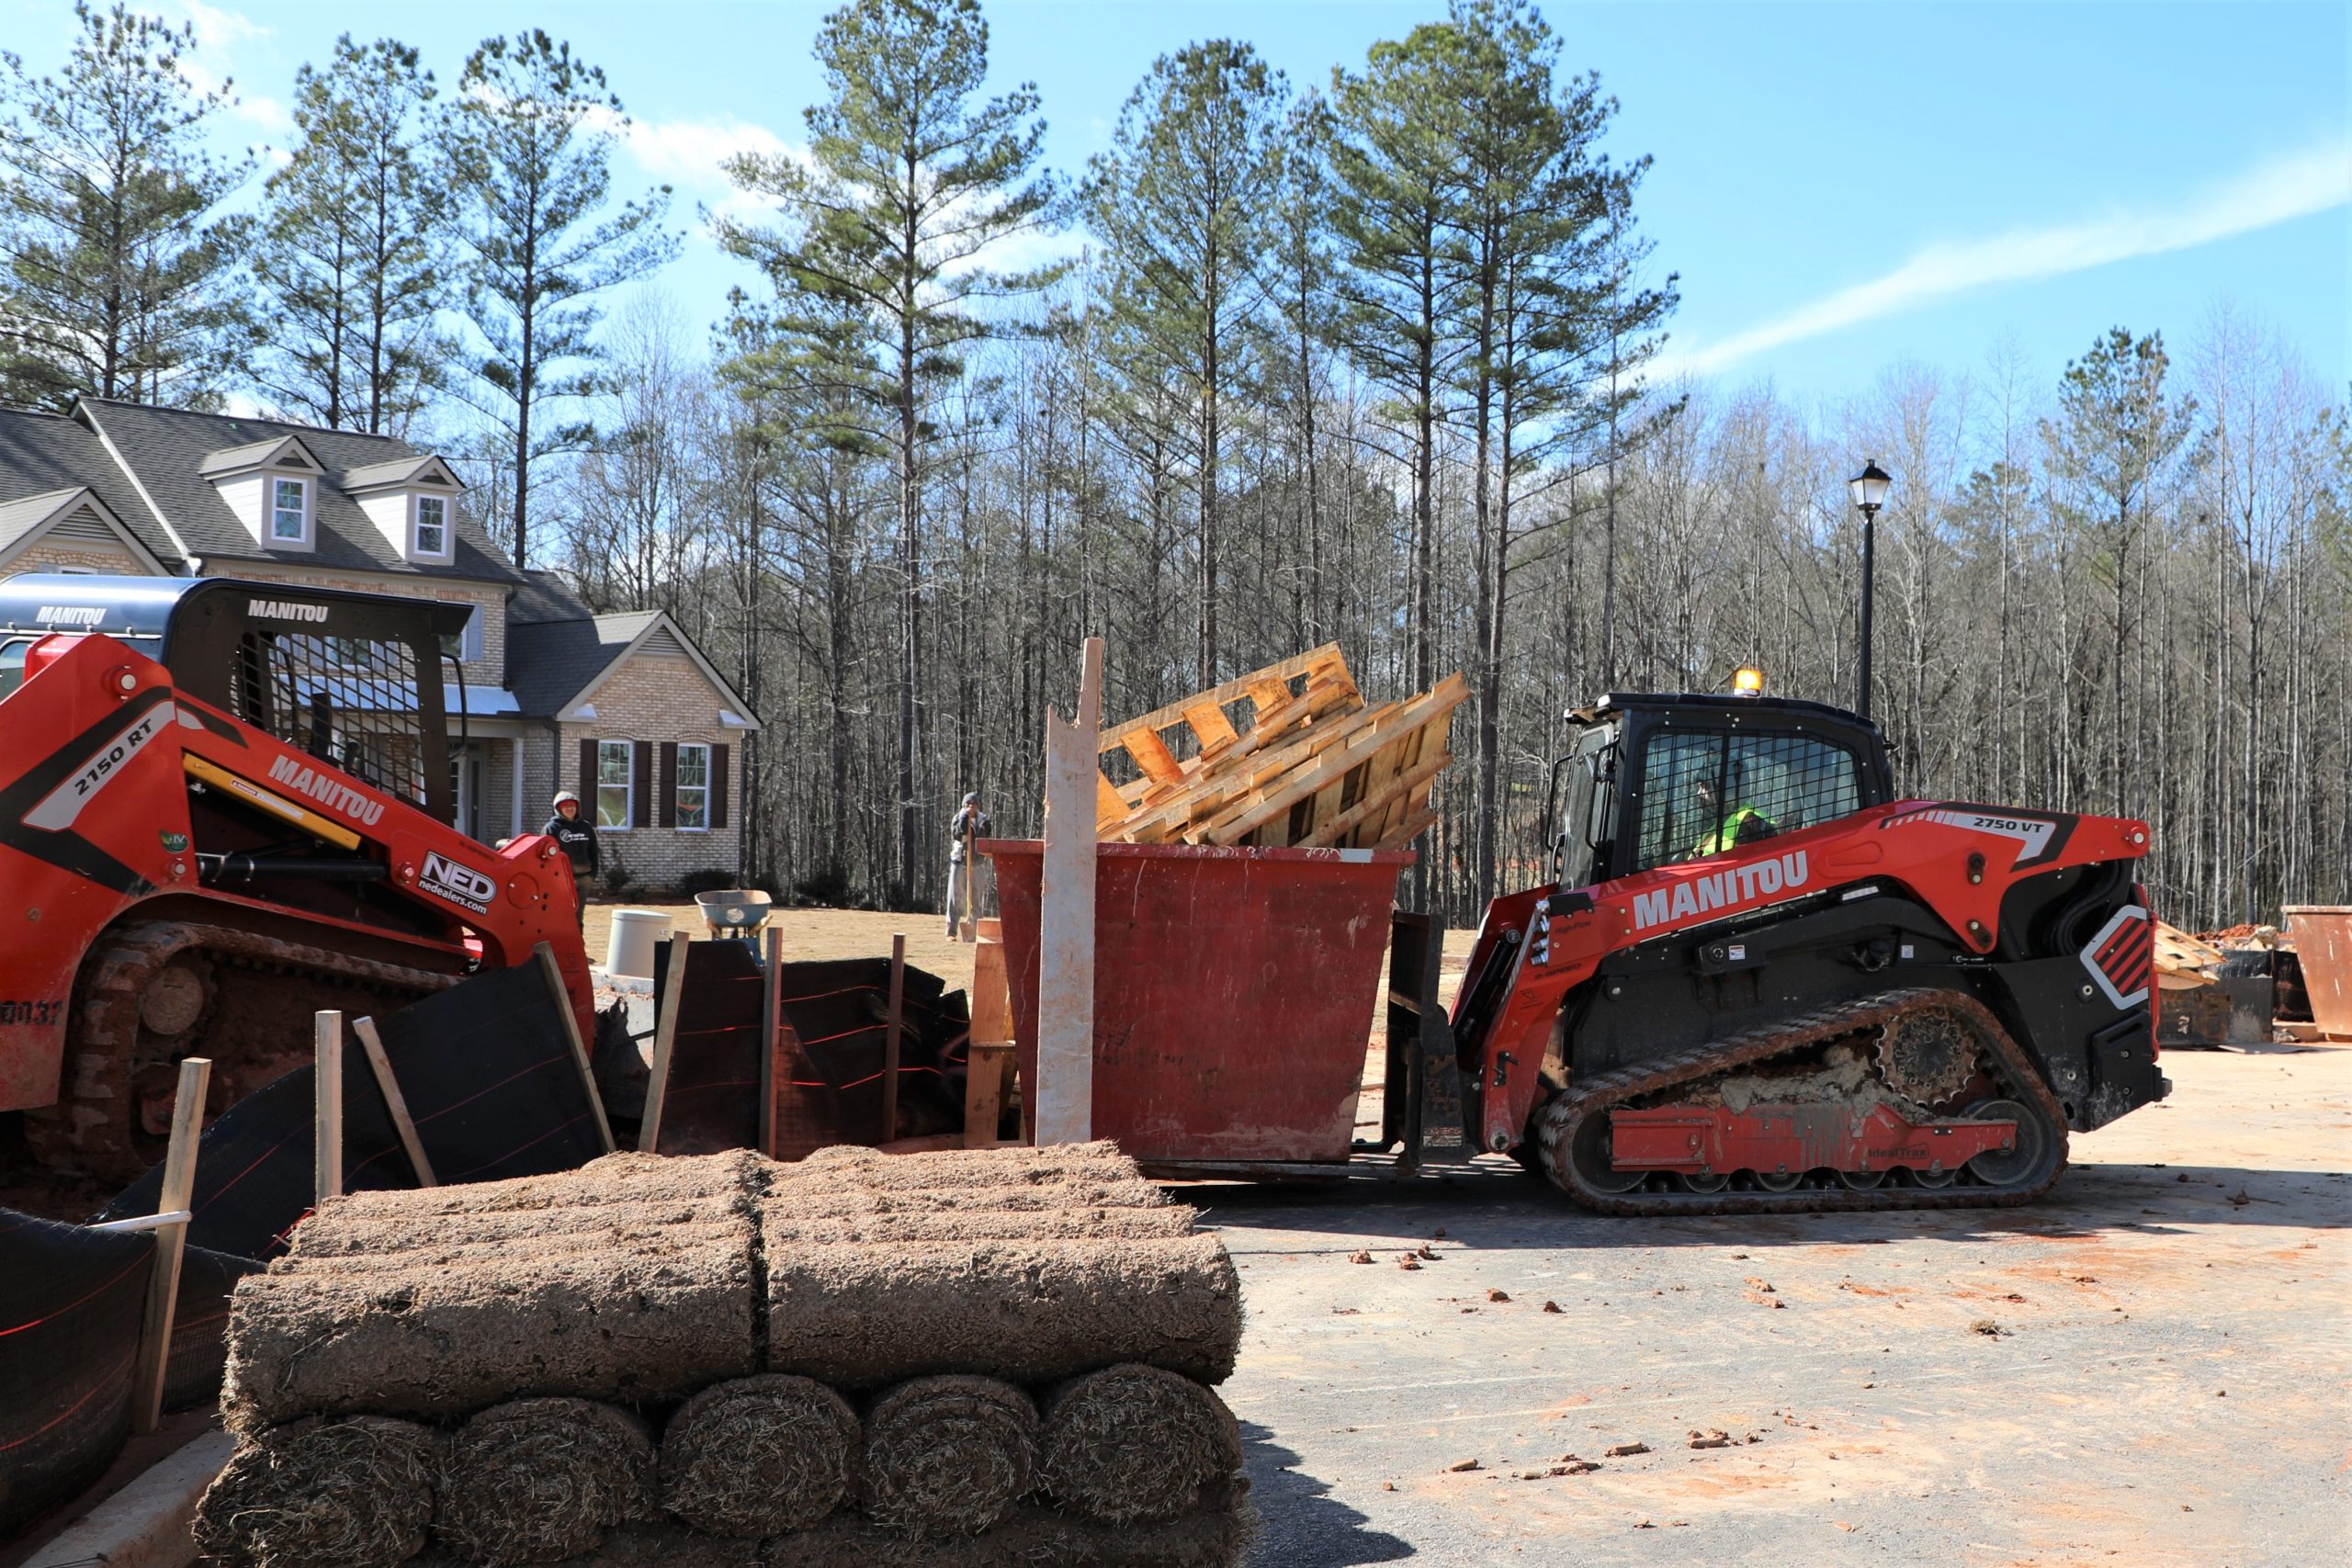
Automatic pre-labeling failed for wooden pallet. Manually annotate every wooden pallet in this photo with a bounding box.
[1093,646,1464,852]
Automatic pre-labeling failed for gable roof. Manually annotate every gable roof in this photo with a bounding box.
[197,433,322,478]
[0,406,180,568]
[503,572,758,728]
[0,484,169,573]
[341,454,462,492]
[72,398,517,583]
[508,611,645,717]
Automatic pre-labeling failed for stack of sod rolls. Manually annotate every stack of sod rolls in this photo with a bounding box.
[194,1145,1251,1568]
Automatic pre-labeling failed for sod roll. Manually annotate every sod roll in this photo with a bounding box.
[312,1151,763,1222]
[285,1199,743,1261]
[781,1143,1144,1193]
[860,1376,1039,1540]
[223,1219,756,1430]
[192,1415,441,1568]
[758,1204,1198,1245]
[657,1374,860,1538]
[763,1233,1243,1387]
[1038,1364,1244,1525]
[780,1178,1174,1217]
[434,1398,655,1565]
[274,1216,746,1278]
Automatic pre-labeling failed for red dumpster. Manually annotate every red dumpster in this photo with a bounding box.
[980,840,1413,1162]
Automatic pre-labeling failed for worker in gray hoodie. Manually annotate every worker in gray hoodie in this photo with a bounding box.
[946,791,989,939]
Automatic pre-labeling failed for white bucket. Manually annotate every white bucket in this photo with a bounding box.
[605,908,670,980]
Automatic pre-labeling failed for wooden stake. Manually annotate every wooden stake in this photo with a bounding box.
[758,926,782,1157]
[639,935,690,1154]
[962,847,978,943]
[881,932,906,1143]
[130,1055,208,1435]
[1035,636,1102,1145]
[964,1041,1014,1149]
[313,1010,343,1203]
[536,941,616,1153]
[353,1016,436,1187]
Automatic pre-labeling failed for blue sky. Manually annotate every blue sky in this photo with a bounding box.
[4,0,2345,400]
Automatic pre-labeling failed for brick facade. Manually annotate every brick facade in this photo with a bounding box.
[8,537,153,575]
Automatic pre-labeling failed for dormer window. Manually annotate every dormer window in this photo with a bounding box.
[341,452,466,565]
[414,494,449,558]
[203,433,323,551]
[271,477,310,542]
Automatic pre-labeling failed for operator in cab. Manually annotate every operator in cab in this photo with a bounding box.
[544,790,600,926]
[1690,768,1779,858]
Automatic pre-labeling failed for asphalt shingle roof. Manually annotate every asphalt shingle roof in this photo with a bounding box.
[75,398,518,584]
[0,407,170,564]
[506,607,662,718]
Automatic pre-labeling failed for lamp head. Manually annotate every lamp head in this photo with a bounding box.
[1849,459,1893,515]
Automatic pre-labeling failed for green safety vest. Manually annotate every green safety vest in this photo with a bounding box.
[1691,805,1776,858]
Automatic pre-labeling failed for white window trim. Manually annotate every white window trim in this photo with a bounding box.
[594,738,633,831]
[675,741,711,832]
[270,475,311,544]
[436,601,483,663]
[413,492,453,559]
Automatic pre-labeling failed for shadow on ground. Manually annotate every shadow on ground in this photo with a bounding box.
[1184,1156,2347,1253]
[1241,1422,1413,1567]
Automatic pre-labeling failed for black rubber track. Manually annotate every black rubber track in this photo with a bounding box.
[23,919,458,1180]
[1534,987,2070,1216]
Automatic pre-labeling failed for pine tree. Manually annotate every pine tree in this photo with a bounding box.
[2042,327,2195,814]
[0,2,252,407]
[1329,25,1462,700]
[438,29,675,570]
[1084,39,1288,688]
[719,0,1058,907]
[254,36,447,434]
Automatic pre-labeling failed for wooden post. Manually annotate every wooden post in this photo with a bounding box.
[757,926,783,1157]
[962,846,978,944]
[313,1010,343,1204]
[130,1055,208,1434]
[880,933,906,1143]
[639,936,690,1154]
[536,941,616,1153]
[967,918,1016,1149]
[353,1016,437,1187]
[1035,636,1102,1145]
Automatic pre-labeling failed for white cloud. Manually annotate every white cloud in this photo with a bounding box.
[153,1,284,134]
[1657,136,2352,379]
[606,112,804,224]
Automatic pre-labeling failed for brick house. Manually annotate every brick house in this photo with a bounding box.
[0,397,759,888]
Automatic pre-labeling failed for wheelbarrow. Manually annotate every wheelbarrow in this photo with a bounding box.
[694,888,775,942]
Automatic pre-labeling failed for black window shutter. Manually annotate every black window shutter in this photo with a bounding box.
[632,740,653,829]
[576,739,595,805]
[660,741,678,828]
[711,743,730,830]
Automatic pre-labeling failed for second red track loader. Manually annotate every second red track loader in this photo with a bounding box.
[1437,686,2168,1213]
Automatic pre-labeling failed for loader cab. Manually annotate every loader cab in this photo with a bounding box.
[0,573,469,823]
[1551,693,1894,891]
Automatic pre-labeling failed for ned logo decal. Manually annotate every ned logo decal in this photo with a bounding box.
[420,851,496,914]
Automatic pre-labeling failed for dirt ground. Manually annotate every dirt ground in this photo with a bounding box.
[1204,1042,2351,1568]
[584,900,987,992]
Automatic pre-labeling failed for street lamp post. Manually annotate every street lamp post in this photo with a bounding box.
[1848,460,1892,721]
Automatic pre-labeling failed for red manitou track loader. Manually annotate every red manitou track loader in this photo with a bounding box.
[0,574,593,1181]
[1446,684,2167,1213]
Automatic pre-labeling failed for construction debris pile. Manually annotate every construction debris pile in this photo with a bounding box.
[194,1145,1252,1568]
[1094,644,1465,851]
